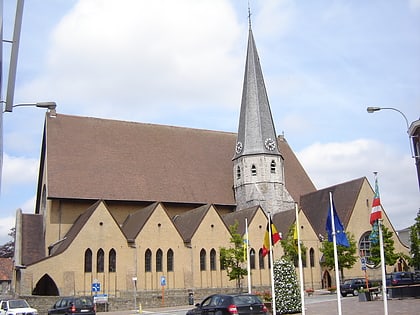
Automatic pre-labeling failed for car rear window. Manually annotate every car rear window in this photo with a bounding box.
[74,298,93,307]
[232,295,262,305]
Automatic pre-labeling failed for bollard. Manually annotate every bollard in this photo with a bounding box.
[138,302,142,314]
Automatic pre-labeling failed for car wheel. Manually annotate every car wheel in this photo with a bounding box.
[353,289,359,296]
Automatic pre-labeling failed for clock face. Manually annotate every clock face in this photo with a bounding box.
[236,141,243,154]
[264,138,276,151]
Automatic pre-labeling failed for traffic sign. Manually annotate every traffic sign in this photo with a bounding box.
[92,282,100,292]
[160,275,166,286]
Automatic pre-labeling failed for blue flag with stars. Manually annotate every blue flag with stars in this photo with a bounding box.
[326,199,350,247]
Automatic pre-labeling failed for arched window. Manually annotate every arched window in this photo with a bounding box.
[200,249,206,271]
[250,248,256,269]
[167,249,174,272]
[270,160,276,173]
[145,249,152,272]
[210,249,216,271]
[97,249,104,273]
[84,249,92,273]
[302,249,307,268]
[237,165,241,179]
[220,252,225,270]
[109,248,116,272]
[156,249,163,272]
[359,232,375,267]
[310,248,315,268]
[251,164,257,176]
[258,249,264,269]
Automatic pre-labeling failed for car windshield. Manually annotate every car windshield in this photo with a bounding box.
[9,300,30,309]
[232,295,262,305]
[343,280,352,285]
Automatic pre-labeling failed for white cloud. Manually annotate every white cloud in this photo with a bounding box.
[0,215,15,245]
[2,154,39,191]
[297,139,420,230]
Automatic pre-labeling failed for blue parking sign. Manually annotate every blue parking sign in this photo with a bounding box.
[160,276,166,286]
[92,282,100,292]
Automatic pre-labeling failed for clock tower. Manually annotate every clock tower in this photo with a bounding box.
[233,26,294,214]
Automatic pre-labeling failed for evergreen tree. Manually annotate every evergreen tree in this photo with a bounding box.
[220,221,247,289]
[409,211,420,270]
[320,233,357,279]
[0,228,15,258]
[273,258,301,314]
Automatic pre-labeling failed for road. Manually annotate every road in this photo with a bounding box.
[99,293,420,315]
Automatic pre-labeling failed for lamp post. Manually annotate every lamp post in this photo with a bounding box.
[11,102,57,110]
[366,106,414,158]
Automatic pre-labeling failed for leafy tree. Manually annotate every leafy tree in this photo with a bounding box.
[320,233,358,279]
[280,223,307,266]
[273,258,301,314]
[220,221,247,289]
[409,211,420,270]
[369,224,399,267]
[0,228,15,258]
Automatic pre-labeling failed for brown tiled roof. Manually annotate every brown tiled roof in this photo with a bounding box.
[122,203,158,241]
[21,214,45,266]
[40,114,315,207]
[300,177,365,238]
[172,204,211,242]
[222,206,260,235]
[0,257,13,281]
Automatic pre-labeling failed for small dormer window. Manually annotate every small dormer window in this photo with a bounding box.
[271,160,276,173]
[251,164,257,176]
[237,165,241,179]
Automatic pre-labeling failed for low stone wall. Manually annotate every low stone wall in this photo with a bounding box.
[21,287,248,314]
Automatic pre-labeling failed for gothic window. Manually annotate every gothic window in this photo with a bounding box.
[310,248,315,267]
[109,248,116,272]
[251,164,257,176]
[84,249,92,273]
[167,249,174,272]
[258,249,264,269]
[359,232,375,266]
[237,165,241,179]
[210,249,216,271]
[145,249,152,272]
[302,249,307,268]
[220,253,225,270]
[97,249,104,273]
[250,248,256,269]
[200,249,206,271]
[270,160,276,173]
[156,249,163,272]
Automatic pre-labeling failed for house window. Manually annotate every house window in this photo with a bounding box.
[251,164,257,176]
[200,249,206,271]
[97,249,104,273]
[310,248,315,267]
[167,249,174,272]
[210,249,216,271]
[145,249,152,272]
[237,165,241,179]
[84,249,92,273]
[258,249,264,269]
[109,248,116,272]
[270,160,276,173]
[156,249,163,272]
[250,248,256,269]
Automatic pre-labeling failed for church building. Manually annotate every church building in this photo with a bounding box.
[13,24,409,298]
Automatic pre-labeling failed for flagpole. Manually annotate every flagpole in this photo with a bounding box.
[245,218,252,294]
[295,203,306,315]
[268,213,276,315]
[378,219,388,315]
[329,192,343,315]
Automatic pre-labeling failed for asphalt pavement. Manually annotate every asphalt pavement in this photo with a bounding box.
[98,292,420,315]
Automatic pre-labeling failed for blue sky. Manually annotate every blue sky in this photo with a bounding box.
[0,0,419,244]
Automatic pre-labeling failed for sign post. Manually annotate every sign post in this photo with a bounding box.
[160,276,166,306]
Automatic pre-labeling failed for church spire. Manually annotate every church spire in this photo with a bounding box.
[233,27,280,160]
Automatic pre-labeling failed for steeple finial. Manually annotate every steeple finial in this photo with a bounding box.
[248,1,252,29]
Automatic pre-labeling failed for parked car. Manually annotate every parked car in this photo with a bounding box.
[386,272,417,286]
[186,293,268,315]
[340,278,371,297]
[0,299,38,315]
[48,297,95,315]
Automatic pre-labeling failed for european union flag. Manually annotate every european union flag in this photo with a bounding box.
[326,199,350,247]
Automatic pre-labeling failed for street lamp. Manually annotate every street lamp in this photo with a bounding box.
[11,102,57,110]
[366,106,414,158]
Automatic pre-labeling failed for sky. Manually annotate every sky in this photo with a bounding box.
[0,0,419,245]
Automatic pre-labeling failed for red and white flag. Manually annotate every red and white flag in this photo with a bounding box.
[370,175,382,225]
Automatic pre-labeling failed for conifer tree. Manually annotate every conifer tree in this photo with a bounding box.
[273,258,301,314]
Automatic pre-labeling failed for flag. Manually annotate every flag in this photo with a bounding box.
[370,176,382,225]
[293,223,298,240]
[326,199,350,247]
[262,217,281,257]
